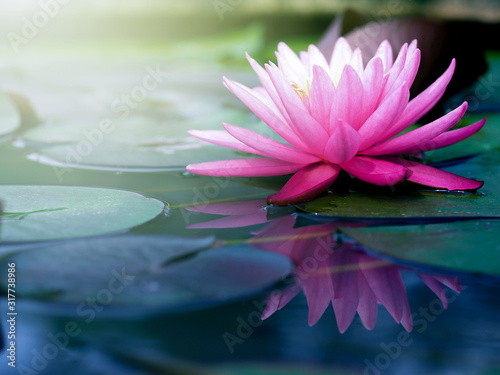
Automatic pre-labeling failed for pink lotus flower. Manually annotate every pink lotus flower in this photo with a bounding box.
[186,38,486,205]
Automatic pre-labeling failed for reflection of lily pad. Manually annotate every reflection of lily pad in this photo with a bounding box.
[302,152,500,221]
[339,220,500,278]
[0,92,21,138]
[1,237,292,314]
[0,185,165,242]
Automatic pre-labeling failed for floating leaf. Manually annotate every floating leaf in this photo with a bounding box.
[0,237,292,314]
[16,83,264,171]
[339,220,500,278]
[301,151,500,221]
[0,185,165,242]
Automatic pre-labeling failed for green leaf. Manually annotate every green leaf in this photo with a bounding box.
[1,237,292,313]
[302,151,500,221]
[16,79,267,171]
[339,220,500,278]
[0,185,165,242]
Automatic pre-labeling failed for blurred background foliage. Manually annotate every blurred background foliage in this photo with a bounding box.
[0,0,499,57]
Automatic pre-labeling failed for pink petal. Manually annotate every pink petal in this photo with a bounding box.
[328,245,360,299]
[360,57,386,125]
[390,48,421,94]
[186,199,266,215]
[262,286,300,320]
[435,275,461,293]
[357,83,410,150]
[223,77,307,150]
[186,158,306,177]
[362,102,468,156]
[323,120,362,164]
[268,163,341,205]
[381,43,408,100]
[381,59,456,140]
[340,156,408,186]
[186,212,268,229]
[246,53,288,119]
[304,44,331,78]
[401,118,486,154]
[382,157,484,190]
[252,86,287,121]
[301,265,334,326]
[418,273,449,309]
[299,50,310,71]
[360,257,406,323]
[223,123,322,164]
[332,279,359,333]
[266,64,329,152]
[400,294,413,332]
[188,129,260,155]
[356,272,378,330]
[309,65,335,130]
[374,40,393,72]
[276,42,308,85]
[329,37,353,75]
[248,216,299,255]
[266,62,308,111]
[286,224,337,263]
[407,39,418,58]
[349,48,364,76]
[330,65,364,132]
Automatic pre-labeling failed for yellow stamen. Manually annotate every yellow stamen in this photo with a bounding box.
[291,80,311,100]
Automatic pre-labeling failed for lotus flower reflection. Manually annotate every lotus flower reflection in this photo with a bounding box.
[187,38,486,205]
[185,199,461,333]
[251,216,460,333]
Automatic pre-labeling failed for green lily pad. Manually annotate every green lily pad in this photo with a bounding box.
[0,91,21,138]
[16,85,264,171]
[339,220,500,278]
[0,185,165,242]
[0,237,292,313]
[26,139,252,172]
[302,151,500,221]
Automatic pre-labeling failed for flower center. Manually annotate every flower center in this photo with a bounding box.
[291,80,311,100]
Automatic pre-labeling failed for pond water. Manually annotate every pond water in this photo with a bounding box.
[1,2,500,375]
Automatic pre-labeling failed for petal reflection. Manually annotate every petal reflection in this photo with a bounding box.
[185,199,461,332]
